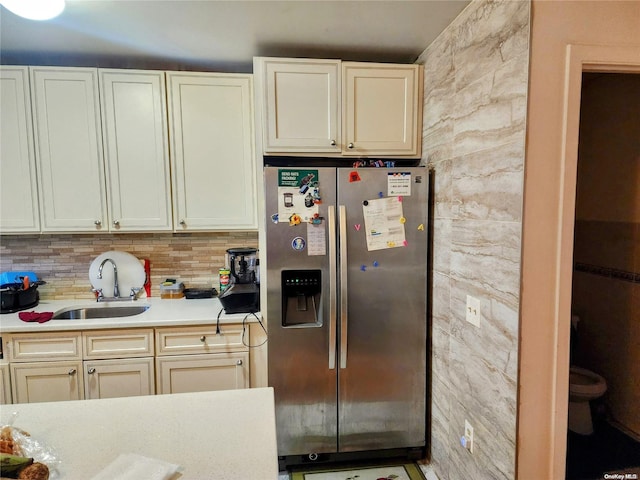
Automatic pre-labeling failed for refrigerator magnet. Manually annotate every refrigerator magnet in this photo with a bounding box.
[289,213,302,226]
[349,171,361,182]
[387,172,412,196]
[291,237,306,251]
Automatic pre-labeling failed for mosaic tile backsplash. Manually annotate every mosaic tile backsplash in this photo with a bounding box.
[0,232,258,299]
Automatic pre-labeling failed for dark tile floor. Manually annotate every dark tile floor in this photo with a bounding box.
[566,411,640,480]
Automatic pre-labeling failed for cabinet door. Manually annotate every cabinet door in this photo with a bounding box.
[11,361,84,404]
[342,63,422,157]
[167,73,256,231]
[0,67,40,233]
[155,352,249,394]
[30,67,107,232]
[99,69,172,231]
[258,58,341,153]
[0,363,11,404]
[84,357,154,399]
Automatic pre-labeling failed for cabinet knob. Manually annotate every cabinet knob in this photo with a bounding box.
[180,220,186,226]
[236,360,243,366]
[113,220,120,226]
[200,335,206,342]
[88,367,96,374]
[94,220,102,226]
[330,139,336,146]
[68,368,77,375]
[347,142,354,149]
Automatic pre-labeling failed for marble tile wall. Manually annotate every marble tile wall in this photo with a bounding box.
[0,232,258,299]
[416,0,530,478]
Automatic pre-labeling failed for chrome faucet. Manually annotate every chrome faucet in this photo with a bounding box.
[97,258,119,298]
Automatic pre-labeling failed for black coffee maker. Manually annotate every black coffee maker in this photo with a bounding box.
[219,247,260,314]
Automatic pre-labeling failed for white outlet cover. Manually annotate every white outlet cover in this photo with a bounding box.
[466,295,481,327]
[465,419,474,453]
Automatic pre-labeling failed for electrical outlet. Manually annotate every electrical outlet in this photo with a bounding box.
[466,295,481,328]
[464,420,474,453]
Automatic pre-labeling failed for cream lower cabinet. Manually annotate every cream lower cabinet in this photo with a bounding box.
[84,358,155,399]
[6,329,154,403]
[155,325,249,394]
[5,325,252,403]
[0,363,12,404]
[83,328,155,399]
[156,353,248,394]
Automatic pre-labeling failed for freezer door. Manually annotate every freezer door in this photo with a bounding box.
[336,167,428,452]
[264,166,338,456]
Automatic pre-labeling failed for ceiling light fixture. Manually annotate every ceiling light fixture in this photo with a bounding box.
[0,0,65,21]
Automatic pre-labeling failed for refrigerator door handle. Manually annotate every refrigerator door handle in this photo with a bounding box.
[339,204,348,369]
[328,205,337,370]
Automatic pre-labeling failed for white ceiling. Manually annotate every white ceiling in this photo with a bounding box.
[0,0,470,72]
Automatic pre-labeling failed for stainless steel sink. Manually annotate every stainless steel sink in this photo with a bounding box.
[52,305,150,320]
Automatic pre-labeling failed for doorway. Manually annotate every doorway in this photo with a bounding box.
[564,72,640,479]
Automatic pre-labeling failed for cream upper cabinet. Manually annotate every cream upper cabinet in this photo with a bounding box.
[30,66,108,232]
[0,67,40,233]
[342,62,422,157]
[255,58,423,158]
[99,69,172,231]
[257,57,341,153]
[167,72,257,231]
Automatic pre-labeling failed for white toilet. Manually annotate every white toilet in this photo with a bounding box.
[568,365,607,435]
[568,314,608,435]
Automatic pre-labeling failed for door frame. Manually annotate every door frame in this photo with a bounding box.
[551,44,640,479]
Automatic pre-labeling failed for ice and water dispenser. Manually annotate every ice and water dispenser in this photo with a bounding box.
[281,270,322,327]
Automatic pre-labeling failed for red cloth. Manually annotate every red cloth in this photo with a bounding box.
[18,311,53,323]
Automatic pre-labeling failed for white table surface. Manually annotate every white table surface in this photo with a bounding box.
[0,388,279,479]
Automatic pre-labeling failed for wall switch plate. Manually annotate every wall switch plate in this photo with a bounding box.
[464,420,474,453]
[466,295,481,327]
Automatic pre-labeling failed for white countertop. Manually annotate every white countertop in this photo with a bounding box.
[1,388,279,479]
[0,297,261,333]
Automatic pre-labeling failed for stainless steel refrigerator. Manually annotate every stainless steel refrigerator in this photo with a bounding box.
[264,166,429,466]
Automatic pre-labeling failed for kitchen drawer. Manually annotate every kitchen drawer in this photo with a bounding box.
[155,325,247,356]
[83,329,154,359]
[6,332,82,362]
